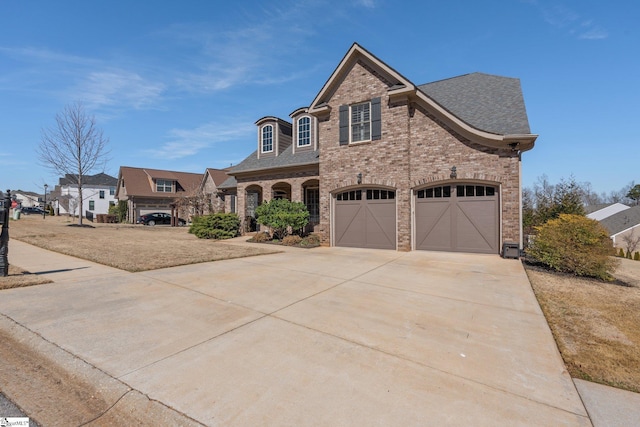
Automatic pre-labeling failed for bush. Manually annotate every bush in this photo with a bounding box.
[302,233,321,246]
[189,213,240,239]
[527,214,618,281]
[618,248,626,258]
[252,231,271,243]
[108,201,128,223]
[282,235,302,246]
[255,199,309,240]
[635,252,640,261]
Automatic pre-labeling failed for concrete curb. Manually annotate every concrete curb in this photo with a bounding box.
[0,314,204,426]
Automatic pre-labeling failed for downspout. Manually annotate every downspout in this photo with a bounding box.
[518,152,523,250]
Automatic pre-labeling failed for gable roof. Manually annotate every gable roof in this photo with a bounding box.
[418,73,531,135]
[59,172,117,186]
[116,166,203,198]
[309,43,415,114]
[310,43,537,151]
[585,203,615,215]
[204,168,231,187]
[599,206,640,236]
[228,145,319,176]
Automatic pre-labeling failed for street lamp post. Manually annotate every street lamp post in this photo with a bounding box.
[43,183,48,219]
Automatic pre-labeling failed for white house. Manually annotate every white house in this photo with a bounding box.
[12,190,43,208]
[55,173,118,217]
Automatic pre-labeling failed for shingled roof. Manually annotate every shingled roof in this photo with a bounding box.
[117,166,203,198]
[418,73,531,135]
[229,146,319,175]
[59,172,117,186]
[599,206,640,236]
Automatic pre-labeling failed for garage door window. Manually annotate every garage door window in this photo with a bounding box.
[336,190,362,201]
[416,186,451,199]
[456,185,495,197]
[366,189,395,200]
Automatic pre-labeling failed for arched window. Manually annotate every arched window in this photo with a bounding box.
[297,116,311,147]
[261,125,273,153]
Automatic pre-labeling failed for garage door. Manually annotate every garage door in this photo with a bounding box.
[415,184,498,254]
[334,189,396,249]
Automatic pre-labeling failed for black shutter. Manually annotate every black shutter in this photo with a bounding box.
[339,105,349,145]
[371,97,381,140]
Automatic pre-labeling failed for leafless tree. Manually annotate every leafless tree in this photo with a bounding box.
[38,101,110,225]
[622,228,640,257]
[173,185,213,220]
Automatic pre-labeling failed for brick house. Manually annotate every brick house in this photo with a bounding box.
[115,166,204,223]
[226,43,537,254]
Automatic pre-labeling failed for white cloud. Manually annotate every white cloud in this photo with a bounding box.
[74,70,166,111]
[144,120,255,160]
[534,2,608,40]
[164,1,341,94]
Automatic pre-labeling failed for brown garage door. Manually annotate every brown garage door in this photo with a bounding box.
[334,189,396,249]
[415,184,499,254]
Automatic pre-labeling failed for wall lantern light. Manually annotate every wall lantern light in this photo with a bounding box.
[450,166,457,179]
[357,173,362,184]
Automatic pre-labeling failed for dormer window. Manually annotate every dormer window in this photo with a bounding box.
[261,125,273,153]
[297,117,311,147]
[156,179,173,192]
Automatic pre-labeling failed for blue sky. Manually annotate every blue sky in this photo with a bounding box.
[1,0,637,196]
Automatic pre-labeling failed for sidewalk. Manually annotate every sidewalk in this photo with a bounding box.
[1,239,639,426]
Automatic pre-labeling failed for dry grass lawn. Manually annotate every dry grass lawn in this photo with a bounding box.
[0,264,53,290]
[526,258,640,393]
[7,215,280,272]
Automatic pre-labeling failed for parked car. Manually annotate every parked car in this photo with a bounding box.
[136,212,186,226]
[20,207,47,215]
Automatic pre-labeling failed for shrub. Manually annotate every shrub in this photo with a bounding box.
[252,231,271,243]
[302,233,321,246]
[189,213,240,240]
[108,201,128,223]
[627,250,633,259]
[635,252,640,261]
[527,214,618,281]
[255,199,309,240]
[618,248,626,258]
[282,235,302,246]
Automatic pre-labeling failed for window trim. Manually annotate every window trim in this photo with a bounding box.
[350,101,371,144]
[261,124,274,153]
[297,116,311,147]
[156,179,173,193]
[339,97,381,146]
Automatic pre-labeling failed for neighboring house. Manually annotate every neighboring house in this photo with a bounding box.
[598,206,640,249]
[225,43,537,254]
[12,190,43,208]
[586,203,630,221]
[55,173,118,217]
[201,168,231,214]
[115,166,203,223]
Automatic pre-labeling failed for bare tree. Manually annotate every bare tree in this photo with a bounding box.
[622,228,640,257]
[38,102,110,225]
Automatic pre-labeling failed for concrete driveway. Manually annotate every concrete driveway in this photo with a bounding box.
[0,241,590,426]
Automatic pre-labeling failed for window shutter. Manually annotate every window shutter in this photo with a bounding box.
[339,105,349,145]
[371,97,382,140]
